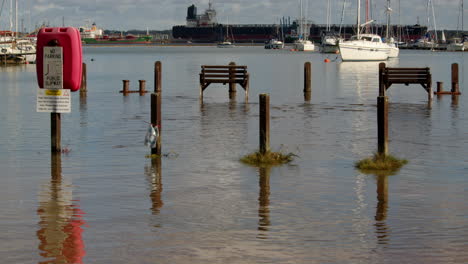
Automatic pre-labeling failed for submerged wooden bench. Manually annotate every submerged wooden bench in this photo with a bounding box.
[199,63,249,100]
[379,63,432,100]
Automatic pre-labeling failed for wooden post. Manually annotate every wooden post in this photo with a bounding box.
[139,80,146,95]
[379,62,386,96]
[451,63,459,94]
[304,62,311,101]
[229,62,236,99]
[377,96,388,156]
[80,62,87,93]
[51,113,61,153]
[122,80,130,95]
[259,94,270,154]
[436,81,443,93]
[151,93,162,155]
[155,61,162,93]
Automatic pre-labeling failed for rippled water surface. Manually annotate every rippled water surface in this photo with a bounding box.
[1,46,467,263]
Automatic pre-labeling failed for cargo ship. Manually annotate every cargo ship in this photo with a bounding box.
[172,2,426,44]
[79,23,152,44]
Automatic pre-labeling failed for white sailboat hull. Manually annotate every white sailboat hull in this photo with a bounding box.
[446,43,465,51]
[294,40,315,51]
[387,46,399,58]
[339,40,390,61]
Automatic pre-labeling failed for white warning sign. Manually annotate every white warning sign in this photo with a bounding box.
[43,46,63,90]
[36,89,71,113]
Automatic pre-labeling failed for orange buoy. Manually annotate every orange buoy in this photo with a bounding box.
[324,59,331,63]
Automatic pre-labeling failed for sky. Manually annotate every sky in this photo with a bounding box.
[1,0,466,32]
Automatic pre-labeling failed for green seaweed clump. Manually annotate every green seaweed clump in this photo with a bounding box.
[240,151,295,167]
[355,153,408,173]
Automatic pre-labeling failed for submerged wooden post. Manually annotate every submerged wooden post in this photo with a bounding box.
[229,62,237,99]
[122,80,130,95]
[451,63,459,94]
[304,62,311,101]
[139,80,146,95]
[436,81,443,93]
[259,94,270,154]
[377,96,389,156]
[80,62,87,93]
[51,113,61,152]
[155,61,162,93]
[151,93,162,155]
[452,63,458,93]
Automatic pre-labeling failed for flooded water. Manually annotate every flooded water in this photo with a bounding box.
[1,46,467,263]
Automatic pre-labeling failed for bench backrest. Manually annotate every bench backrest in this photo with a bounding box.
[200,65,248,82]
[380,67,431,96]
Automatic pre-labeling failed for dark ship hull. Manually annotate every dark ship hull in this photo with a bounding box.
[173,24,427,44]
[172,3,426,43]
[173,24,282,43]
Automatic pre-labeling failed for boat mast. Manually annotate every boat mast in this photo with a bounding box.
[326,0,330,31]
[386,0,391,40]
[9,0,13,33]
[365,0,369,33]
[430,0,438,43]
[339,0,348,36]
[15,0,17,36]
[357,0,361,37]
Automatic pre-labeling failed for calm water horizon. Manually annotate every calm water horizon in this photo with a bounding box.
[1,46,467,263]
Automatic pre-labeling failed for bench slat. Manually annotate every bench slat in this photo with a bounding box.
[202,65,247,69]
[385,74,431,78]
[203,79,247,83]
[202,70,246,74]
[202,74,247,78]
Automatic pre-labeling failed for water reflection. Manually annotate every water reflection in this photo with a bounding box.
[374,174,390,245]
[257,167,271,239]
[145,157,163,215]
[37,153,86,264]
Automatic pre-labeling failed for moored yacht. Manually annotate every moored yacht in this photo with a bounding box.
[339,34,390,61]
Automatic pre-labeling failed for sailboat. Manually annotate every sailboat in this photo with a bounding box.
[0,0,36,63]
[338,0,390,61]
[217,19,235,48]
[320,0,341,53]
[447,0,465,51]
[293,0,315,51]
[265,20,285,49]
[384,0,399,58]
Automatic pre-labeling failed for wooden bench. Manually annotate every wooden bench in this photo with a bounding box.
[199,63,249,100]
[379,63,432,100]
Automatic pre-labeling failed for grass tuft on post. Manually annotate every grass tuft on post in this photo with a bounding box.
[240,150,296,167]
[355,153,407,173]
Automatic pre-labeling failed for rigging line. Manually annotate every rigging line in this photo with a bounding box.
[0,0,6,24]
[339,0,348,36]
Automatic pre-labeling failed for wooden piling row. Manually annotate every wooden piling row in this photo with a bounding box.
[120,79,148,95]
[435,63,462,95]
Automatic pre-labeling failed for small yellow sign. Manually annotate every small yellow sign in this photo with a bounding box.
[45,90,62,96]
